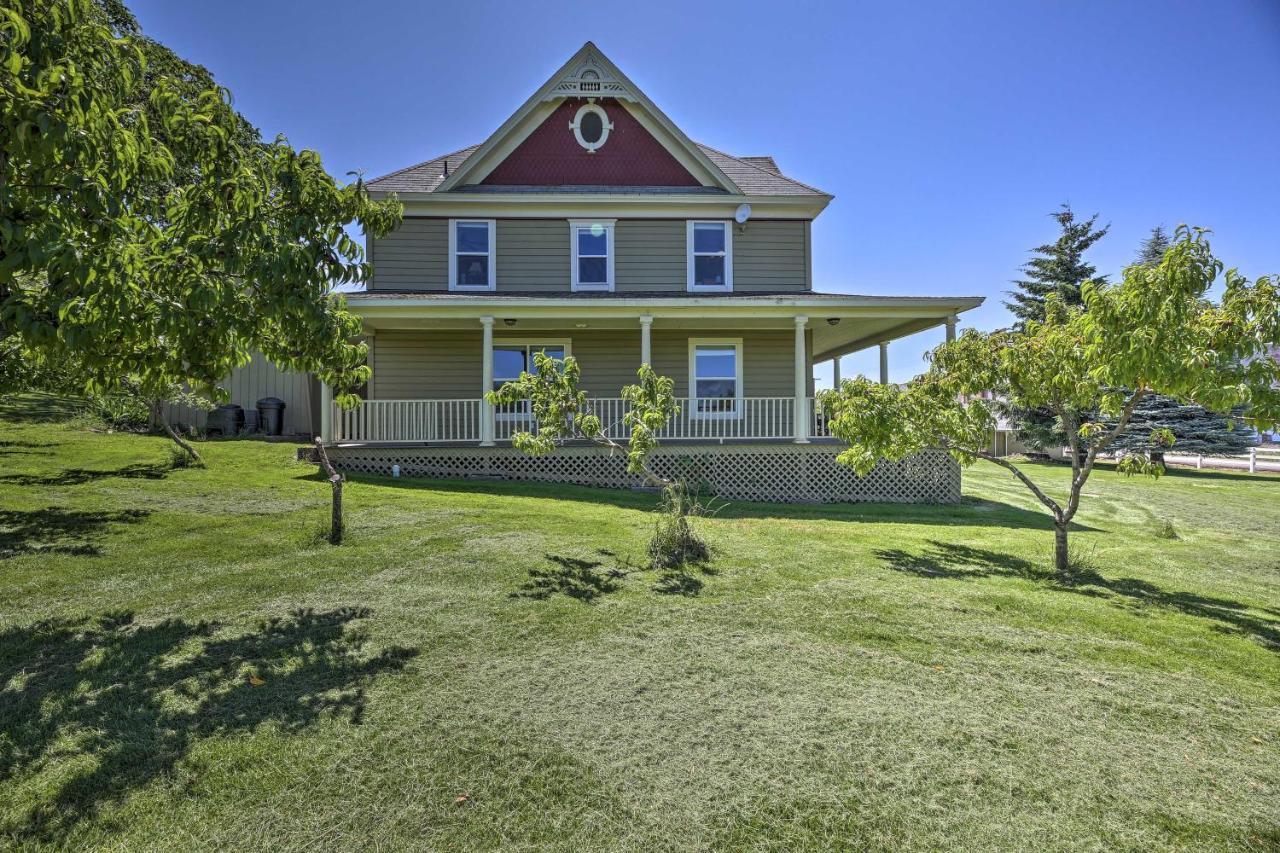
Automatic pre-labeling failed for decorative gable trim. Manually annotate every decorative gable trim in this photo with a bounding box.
[435,42,741,195]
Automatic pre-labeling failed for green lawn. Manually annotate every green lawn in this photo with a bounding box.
[1,394,1278,851]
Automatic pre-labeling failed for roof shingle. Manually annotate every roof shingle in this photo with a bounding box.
[367,143,828,197]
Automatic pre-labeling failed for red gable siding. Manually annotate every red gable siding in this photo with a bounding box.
[479,99,701,187]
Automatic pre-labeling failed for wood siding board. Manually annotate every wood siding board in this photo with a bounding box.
[371,218,810,295]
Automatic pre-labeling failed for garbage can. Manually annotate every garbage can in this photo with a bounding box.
[207,404,244,436]
[257,397,286,436]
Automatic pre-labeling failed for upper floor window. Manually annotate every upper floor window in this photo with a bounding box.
[687,221,732,292]
[569,220,615,292]
[449,219,495,291]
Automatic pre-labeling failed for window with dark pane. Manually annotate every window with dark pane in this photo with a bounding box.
[694,345,738,414]
[692,222,727,288]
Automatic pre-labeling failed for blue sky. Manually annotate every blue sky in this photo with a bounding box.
[131,0,1280,384]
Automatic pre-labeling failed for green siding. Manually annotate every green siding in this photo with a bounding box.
[369,218,809,294]
[371,328,801,399]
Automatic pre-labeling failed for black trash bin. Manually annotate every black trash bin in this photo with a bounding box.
[257,397,286,436]
[207,404,244,436]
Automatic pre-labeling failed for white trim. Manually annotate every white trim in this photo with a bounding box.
[381,196,832,221]
[448,219,496,292]
[688,337,744,420]
[432,43,741,194]
[570,102,613,153]
[686,220,733,293]
[569,219,616,292]
[491,338,573,421]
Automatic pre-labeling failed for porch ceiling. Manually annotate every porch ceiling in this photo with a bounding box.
[347,292,983,355]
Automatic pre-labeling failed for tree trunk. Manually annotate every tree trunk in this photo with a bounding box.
[153,402,202,465]
[1054,522,1070,575]
[313,438,344,545]
[329,475,344,545]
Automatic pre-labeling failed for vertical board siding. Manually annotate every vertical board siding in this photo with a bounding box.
[369,217,809,294]
[161,352,318,436]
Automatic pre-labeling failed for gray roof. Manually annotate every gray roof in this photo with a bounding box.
[367,143,829,197]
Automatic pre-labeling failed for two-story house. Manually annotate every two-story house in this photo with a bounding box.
[322,43,983,503]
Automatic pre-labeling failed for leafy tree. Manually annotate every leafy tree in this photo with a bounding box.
[1112,225,1257,465]
[820,228,1280,575]
[488,354,710,569]
[1,0,402,461]
[1004,204,1110,327]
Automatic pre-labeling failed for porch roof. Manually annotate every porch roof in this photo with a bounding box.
[344,290,984,359]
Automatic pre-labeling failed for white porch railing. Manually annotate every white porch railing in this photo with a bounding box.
[334,399,481,443]
[333,397,835,444]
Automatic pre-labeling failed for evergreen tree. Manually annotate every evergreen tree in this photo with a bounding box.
[1004,204,1110,327]
[1108,397,1257,460]
[1006,205,1109,454]
[1135,225,1170,266]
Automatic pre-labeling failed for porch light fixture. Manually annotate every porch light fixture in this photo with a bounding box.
[503,318,517,327]
[826,317,841,326]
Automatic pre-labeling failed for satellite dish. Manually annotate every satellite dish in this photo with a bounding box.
[734,203,752,224]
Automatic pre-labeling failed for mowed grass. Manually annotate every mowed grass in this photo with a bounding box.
[1,394,1278,851]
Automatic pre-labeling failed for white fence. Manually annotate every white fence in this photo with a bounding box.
[333,397,834,444]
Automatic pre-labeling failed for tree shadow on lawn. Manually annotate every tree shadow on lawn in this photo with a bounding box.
[0,462,171,488]
[876,540,1280,651]
[0,507,152,559]
[0,607,418,843]
[513,551,712,602]
[0,394,83,424]
[0,440,56,458]
[346,474,1084,531]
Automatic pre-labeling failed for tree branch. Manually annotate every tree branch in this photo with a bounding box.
[956,444,1064,520]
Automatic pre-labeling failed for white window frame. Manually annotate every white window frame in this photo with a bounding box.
[569,219,616,292]
[686,220,733,293]
[688,337,743,419]
[448,219,496,291]
[491,339,573,421]
[570,102,614,153]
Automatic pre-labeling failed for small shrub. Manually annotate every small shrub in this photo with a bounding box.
[84,393,151,432]
[648,484,712,570]
[167,444,203,469]
[1154,519,1179,540]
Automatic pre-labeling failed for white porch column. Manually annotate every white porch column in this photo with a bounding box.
[832,356,842,388]
[793,315,809,444]
[945,314,957,343]
[479,316,495,446]
[319,382,333,442]
[879,341,890,385]
[639,314,653,366]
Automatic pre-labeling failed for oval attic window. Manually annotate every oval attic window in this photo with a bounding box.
[571,102,613,153]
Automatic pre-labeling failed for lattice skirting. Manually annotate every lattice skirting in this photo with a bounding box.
[324,444,960,504]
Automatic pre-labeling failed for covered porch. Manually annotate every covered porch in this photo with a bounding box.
[324,293,980,447]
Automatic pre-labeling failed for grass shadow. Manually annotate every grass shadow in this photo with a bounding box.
[0,507,152,559]
[513,554,624,603]
[0,607,417,842]
[343,474,1091,531]
[0,394,83,424]
[876,540,1280,651]
[0,462,171,488]
[0,440,56,458]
